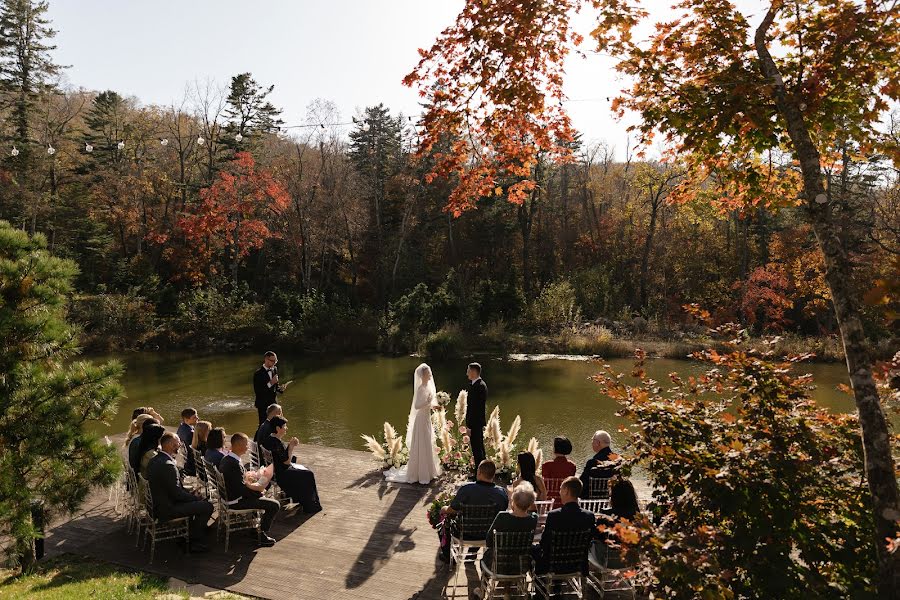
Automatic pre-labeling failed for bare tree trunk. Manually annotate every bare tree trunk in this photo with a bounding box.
[756,10,900,596]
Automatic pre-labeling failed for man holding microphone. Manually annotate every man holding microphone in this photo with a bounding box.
[253,351,282,424]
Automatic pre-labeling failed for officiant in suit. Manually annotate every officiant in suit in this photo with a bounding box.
[253,351,282,424]
[466,362,488,469]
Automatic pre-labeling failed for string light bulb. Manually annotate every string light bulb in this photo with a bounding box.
[10,146,18,157]
[197,136,205,146]
[160,138,168,146]
[85,143,93,153]
[234,132,243,142]
[47,145,56,155]
[117,141,125,150]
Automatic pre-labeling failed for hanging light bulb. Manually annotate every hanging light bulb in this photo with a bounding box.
[47,145,56,156]
[117,141,125,150]
[85,143,93,153]
[197,136,205,146]
[160,138,169,146]
[234,132,243,142]
[10,146,19,157]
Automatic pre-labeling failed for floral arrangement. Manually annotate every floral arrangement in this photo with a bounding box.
[426,490,455,529]
[361,421,408,469]
[362,388,544,482]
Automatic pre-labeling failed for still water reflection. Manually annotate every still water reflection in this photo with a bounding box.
[92,352,856,475]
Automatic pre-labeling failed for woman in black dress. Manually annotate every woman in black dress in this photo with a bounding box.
[262,417,322,514]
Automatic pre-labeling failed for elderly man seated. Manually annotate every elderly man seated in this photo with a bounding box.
[578,430,618,497]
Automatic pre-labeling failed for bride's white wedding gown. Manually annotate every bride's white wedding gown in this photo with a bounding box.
[384,365,441,484]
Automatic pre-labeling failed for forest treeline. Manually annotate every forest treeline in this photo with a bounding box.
[0,2,896,357]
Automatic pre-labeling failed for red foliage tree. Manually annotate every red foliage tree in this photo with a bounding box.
[172,152,289,284]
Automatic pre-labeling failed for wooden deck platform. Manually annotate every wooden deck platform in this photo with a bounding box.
[41,437,479,600]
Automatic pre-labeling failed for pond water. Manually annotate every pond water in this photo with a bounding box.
[92,352,856,478]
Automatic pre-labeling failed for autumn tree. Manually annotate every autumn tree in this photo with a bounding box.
[173,151,289,285]
[407,0,900,593]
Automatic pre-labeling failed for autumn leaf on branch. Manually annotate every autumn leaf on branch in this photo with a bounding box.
[404,0,582,215]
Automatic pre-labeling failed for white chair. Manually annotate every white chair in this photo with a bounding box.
[543,477,564,507]
[587,540,637,599]
[478,530,535,599]
[247,440,262,471]
[210,468,264,552]
[137,474,190,564]
[532,528,593,599]
[579,498,611,515]
[587,476,612,500]
[533,500,555,541]
[446,504,503,597]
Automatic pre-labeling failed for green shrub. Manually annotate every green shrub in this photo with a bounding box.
[420,323,464,359]
[69,292,158,351]
[172,284,266,346]
[470,278,524,324]
[529,279,582,332]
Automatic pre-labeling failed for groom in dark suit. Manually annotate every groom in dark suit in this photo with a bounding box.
[466,362,488,471]
[253,351,281,424]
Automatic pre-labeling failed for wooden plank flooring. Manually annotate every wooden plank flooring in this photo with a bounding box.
[40,435,476,600]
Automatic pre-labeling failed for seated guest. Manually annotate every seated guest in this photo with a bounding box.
[219,433,279,546]
[533,476,595,574]
[579,430,617,497]
[177,408,199,476]
[260,417,322,514]
[254,403,283,444]
[594,479,641,566]
[125,413,156,449]
[137,424,166,479]
[131,406,164,424]
[204,427,228,468]
[512,451,547,506]
[443,460,509,520]
[482,482,538,571]
[129,417,159,473]
[192,420,212,455]
[541,436,577,480]
[147,432,213,552]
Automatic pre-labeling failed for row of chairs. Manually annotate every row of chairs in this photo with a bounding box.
[449,501,634,599]
[544,476,612,507]
[119,446,269,561]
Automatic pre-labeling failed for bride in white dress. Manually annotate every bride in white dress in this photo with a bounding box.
[384,363,441,484]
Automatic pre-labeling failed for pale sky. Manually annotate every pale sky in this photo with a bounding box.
[45,1,760,158]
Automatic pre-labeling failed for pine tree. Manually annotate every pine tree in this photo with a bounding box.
[0,0,63,231]
[0,220,122,570]
[83,90,131,170]
[220,72,283,156]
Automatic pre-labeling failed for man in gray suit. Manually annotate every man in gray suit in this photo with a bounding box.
[147,432,213,552]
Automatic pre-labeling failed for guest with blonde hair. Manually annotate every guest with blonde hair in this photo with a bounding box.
[481,482,538,572]
[125,413,156,447]
[192,420,212,454]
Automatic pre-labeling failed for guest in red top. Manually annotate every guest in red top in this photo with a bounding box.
[541,436,577,505]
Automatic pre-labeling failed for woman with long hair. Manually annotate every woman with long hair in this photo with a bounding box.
[135,423,165,478]
[192,420,212,454]
[512,451,547,503]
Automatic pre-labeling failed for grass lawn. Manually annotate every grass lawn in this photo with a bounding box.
[0,554,180,600]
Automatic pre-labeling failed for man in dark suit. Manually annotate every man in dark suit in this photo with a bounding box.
[219,432,279,546]
[147,432,213,552]
[579,430,616,498]
[253,352,282,424]
[465,362,488,470]
[253,403,282,444]
[534,476,595,574]
[176,407,198,476]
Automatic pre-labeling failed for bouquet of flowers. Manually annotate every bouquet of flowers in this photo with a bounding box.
[426,490,454,529]
[434,391,451,408]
